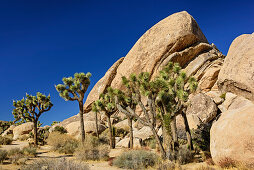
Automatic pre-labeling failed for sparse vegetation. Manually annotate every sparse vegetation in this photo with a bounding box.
[218,157,236,168]
[74,134,109,161]
[53,126,67,134]
[0,150,7,164]
[192,122,212,151]
[0,136,13,145]
[47,132,78,154]
[21,158,89,170]
[113,149,159,169]
[22,146,37,157]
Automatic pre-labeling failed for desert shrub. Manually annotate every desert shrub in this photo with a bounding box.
[195,165,216,170]
[23,146,37,157]
[21,158,89,170]
[113,149,159,169]
[168,146,194,165]
[0,136,13,145]
[53,126,67,134]
[176,146,194,165]
[220,93,226,100]
[8,148,25,165]
[115,128,128,138]
[75,135,109,161]
[218,157,236,168]
[157,160,182,170]
[47,132,78,154]
[0,150,7,164]
[192,122,212,151]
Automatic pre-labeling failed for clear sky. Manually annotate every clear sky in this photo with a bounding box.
[0,0,253,126]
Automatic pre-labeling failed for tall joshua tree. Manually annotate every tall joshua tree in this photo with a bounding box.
[94,87,117,149]
[154,62,197,152]
[12,92,53,145]
[55,72,91,142]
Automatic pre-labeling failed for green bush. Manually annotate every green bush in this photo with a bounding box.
[46,132,78,154]
[0,150,7,164]
[21,158,89,170]
[113,150,159,169]
[53,126,67,134]
[23,146,37,157]
[0,136,13,145]
[75,135,109,161]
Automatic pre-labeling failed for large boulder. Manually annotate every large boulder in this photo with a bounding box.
[65,121,106,138]
[111,11,207,90]
[186,93,217,129]
[116,137,141,148]
[83,11,223,113]
[133,126,153,140]
[218,33,254,102]
[13,122,34,140]
[210,103,254,168]
[1,125,16,137]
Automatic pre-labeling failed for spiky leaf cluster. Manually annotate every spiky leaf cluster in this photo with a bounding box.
[12,92,53,122]
[94,87,117,116]
[55,72,91,101]
[155,62,197,113]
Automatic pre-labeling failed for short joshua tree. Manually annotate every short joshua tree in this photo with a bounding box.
[12,92,53,145]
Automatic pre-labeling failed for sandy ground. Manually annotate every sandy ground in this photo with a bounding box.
[0,141,122,170]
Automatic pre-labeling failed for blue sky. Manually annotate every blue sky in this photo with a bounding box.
[0,0,253,126]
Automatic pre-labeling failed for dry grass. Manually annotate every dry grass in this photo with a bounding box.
[74,135,109,161]
[46,132,79,154]
[21,158,89,170]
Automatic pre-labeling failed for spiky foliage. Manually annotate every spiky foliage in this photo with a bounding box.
[12,92,53,145]
[55,72,91,142]
[94,87,117,149]
[115,62,197,158]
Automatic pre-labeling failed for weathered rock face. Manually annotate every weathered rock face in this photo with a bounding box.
[82,11,224,113]
[210,103,254,168]
[84,58,124,112]
[116,137,141,148]
[1,125,16,137]
[13,122,33,140]
[114,119,134,131]
[186,93,217,129]
[65,121,106,138]
[218,33,254,102]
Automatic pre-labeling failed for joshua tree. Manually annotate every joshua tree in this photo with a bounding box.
[12,92,53,145]
[55,72,91,142]
[114,73,166,158]
[92,103,100,138]
[114,62,197,158]
[154,62,197,152]
[94,87,117,149]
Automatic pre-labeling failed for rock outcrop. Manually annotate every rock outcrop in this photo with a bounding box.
[218,33,254,101]
[13,122,34,140]
[65,121,106,138]
[210,102,254,168]
[186,93,217,129]
[82,11,224,114]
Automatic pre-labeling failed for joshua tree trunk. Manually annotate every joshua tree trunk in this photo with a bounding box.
[162,125,173,157]
[33,119,38,146]
[95,111,99,138]
[181,112,193,150]
[107,115,114,149]
[127,116,133,149]
[79,102,85,142]
[151,125,166,159]
[170,116,178,151]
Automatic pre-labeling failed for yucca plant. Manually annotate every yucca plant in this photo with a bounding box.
[13,92,53,145]
[94,87,117,149]
[55,72,91,142]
